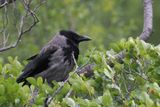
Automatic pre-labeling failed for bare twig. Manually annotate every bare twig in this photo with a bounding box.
[139,0,153,41]
[0,0,16,9]
[29,87,39,106]
[24,87,39,107]
[65,89,73,98]
[2,5,8,47]
[0,0,46,52]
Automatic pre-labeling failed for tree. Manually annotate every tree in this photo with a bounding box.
[0,0,159,107]
[0,0,45,52]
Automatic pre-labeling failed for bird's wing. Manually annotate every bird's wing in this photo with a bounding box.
[16,45,58,83]
[36,47,75,84]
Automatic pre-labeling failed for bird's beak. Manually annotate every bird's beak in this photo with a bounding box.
[78,36,91,42]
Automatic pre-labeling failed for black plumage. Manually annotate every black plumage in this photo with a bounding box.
[16,30,91,86]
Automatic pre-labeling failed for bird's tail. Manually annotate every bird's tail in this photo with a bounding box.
[16,75,25,83]
[16,75,31,86]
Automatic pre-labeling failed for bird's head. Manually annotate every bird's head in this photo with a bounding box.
[59,30,91,44]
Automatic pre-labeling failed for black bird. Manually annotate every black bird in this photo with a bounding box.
[16,30,91,86]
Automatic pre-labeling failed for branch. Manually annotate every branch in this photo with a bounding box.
[139,0,153,41]
[0,0,16,9]
[0,0,46,52]
[104,0,153,67]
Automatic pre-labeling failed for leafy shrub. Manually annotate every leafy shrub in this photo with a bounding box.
[0,38,160,107]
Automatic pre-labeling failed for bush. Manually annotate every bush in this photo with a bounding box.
[0,38,160,107]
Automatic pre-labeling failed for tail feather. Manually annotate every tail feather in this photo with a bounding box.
[16,72,28,84]
[16,73,31,86]
[16,69,32,83]
[16,75,24,83]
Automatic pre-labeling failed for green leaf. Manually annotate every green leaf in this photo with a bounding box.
[0,84,5,95]
[141,92,154,107]
[104,68,112,79]
[27,77,37,86]
[102,90,113,107]
[15,98,20,104]
[63,98,76,107]
[37,77,43,86]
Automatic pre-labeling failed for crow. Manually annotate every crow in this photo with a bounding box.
[16,30,91,86]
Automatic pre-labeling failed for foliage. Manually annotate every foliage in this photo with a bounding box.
[0,38,160,107]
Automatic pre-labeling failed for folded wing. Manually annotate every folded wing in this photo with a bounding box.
[16,46,58,84]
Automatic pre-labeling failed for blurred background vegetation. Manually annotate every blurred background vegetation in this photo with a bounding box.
[0,0,160,61]
[0,1,160,106]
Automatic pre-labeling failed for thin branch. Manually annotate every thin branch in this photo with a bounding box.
[24,87,39,107]
[2,5,8,47]
[29,87,39,106]
[0,0,46,52]
[0,0,16,9]
[139,0,153,41]
[65,89,73,98]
